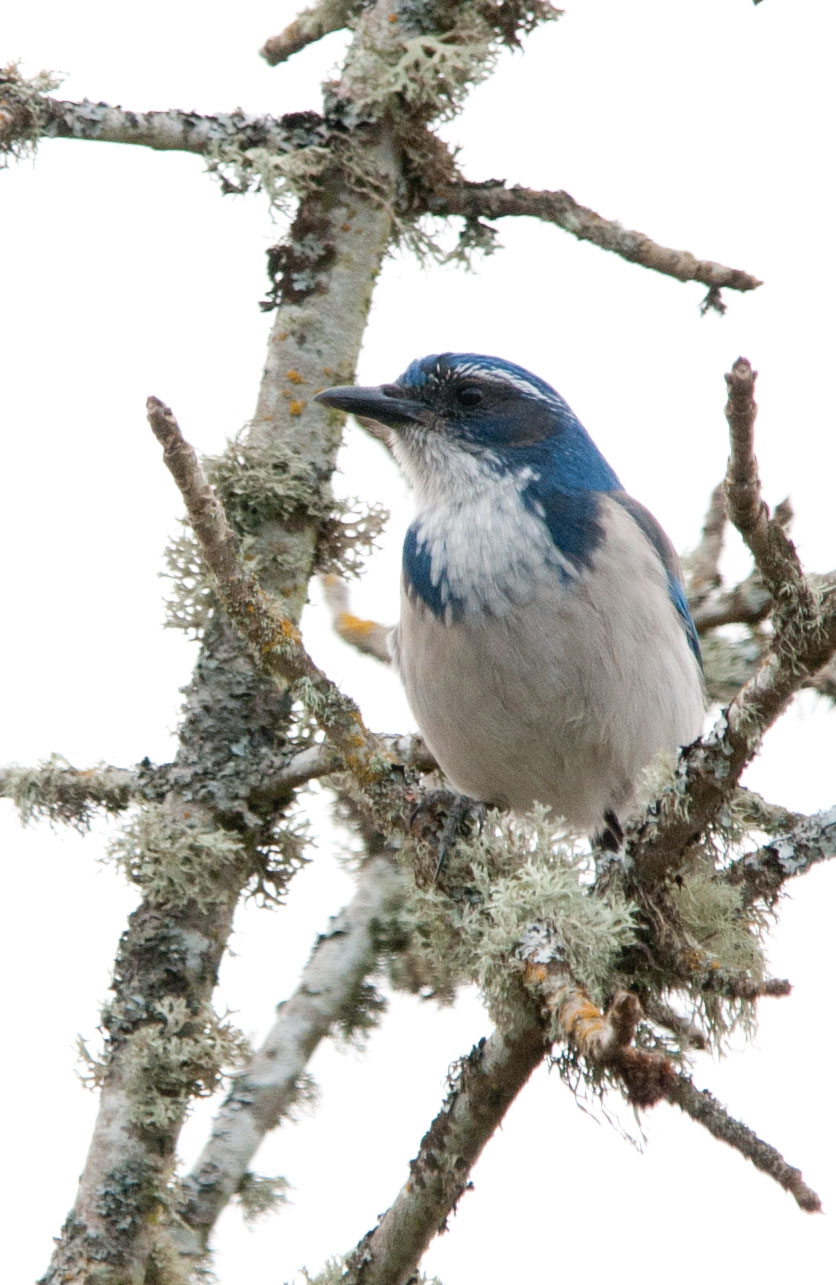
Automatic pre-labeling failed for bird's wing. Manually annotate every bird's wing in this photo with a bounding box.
[610,491,702,666]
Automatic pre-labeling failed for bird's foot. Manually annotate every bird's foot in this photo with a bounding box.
[409,789,486,888]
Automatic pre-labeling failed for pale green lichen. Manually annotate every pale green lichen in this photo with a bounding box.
[402,808,636,1023]
[161,524,216,636]
[315,498,389,578]
[205,431,330,533]
[0,63,62,163]
[235,1172,291,1225]
[205,139,332,209]
[700,628,766,705]
[119,997,250,1130]
[1,754,134,829]
[108,805,246,909]
[671,873,765,981]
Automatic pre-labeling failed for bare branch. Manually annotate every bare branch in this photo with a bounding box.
[321,574,393,662]
[342,1006,547,1285]
[261,1,361,65]
[428,181,762,296]
[724,359,809,599]
[669,1074,822,1212]
[687,482,727,601]
[690,572,772,631]
[176,853,406,1254]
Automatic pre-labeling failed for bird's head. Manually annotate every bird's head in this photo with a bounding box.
[315,353,621,497]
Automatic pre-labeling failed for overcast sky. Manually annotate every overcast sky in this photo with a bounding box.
[2,3,835,1282]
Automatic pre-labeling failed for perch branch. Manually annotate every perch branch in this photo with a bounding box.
[261,1,361,65]
[669,1074,822,1212]
[428,181,761,296]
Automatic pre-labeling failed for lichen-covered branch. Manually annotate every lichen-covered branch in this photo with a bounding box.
[0,757,157,828]
[175,853,407,1256]
[0,66,315,157]
[428,181,762,298]
[260,0,362,65]
[669,1075,822,1212]
[341,1004,548,1285]
[725,805,836,908]
[147,397,403,802]
[519,927,675,1107]
[625,359,836,887]
[44,4,406,1276]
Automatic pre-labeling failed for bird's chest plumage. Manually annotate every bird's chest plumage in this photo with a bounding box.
[401,474,578,624]
[392,496,705,829]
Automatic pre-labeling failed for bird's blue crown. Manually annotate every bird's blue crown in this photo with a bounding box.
[396,352,622,493]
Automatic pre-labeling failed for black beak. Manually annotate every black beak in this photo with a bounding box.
[314,383,426,429]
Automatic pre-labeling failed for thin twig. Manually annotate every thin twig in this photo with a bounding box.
[668,1074,822,1212]
[724,359,809,600]
[321,574,393,663]
[261,0,361,65]
[688,482,727,600]
[429,181,762,296]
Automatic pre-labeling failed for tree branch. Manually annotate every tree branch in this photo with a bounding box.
[725,805,836,907]
[260,1,361,65]
[0,757,153,827]
[146,398,402,800]
[428,181,762,298]
[669,1074,822,1212]
[724,359,808,598]
[1,85,317,157]
[175,852,406,1255]
[625,359,836,886]
[341,1005,548,1285]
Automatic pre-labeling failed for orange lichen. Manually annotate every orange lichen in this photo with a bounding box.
[337,613,378,639]
[286,369,304,384]
[289,400,306,417]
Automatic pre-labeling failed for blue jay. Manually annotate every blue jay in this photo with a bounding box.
[316,353,705,847]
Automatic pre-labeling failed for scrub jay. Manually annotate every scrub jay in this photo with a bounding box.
[316,353,705,847]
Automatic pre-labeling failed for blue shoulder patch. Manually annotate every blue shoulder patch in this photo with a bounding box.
[521,478,606,573]
[402,523,465,622]
[611,492,703,667]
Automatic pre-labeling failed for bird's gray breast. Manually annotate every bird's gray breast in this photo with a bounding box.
[393,496,705,830]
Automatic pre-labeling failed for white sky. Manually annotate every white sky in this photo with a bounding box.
[2,2,835,1282]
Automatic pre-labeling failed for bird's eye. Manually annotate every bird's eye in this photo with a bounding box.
[456,385,483,408]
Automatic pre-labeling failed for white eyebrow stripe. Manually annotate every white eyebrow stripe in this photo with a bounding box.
[447,362,556,401]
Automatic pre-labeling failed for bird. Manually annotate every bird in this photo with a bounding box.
[315,353,705,847]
